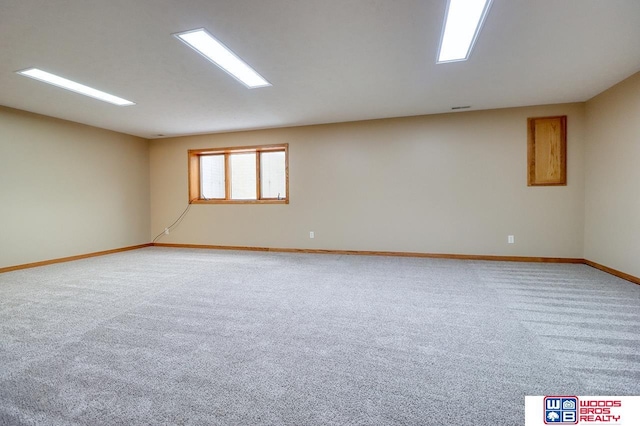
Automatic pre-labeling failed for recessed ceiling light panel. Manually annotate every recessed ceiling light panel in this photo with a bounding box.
[174,28,271,89]
[437,0,493,63]
[16,68,135,106]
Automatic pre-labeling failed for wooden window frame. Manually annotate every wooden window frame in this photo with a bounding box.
[188,143,289,204]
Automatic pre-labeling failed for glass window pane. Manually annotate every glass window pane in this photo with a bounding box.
[201,155,225,199]
[230,153,257,200]
[260,151,286,199]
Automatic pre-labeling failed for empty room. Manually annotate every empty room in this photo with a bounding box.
[1,0,639,425]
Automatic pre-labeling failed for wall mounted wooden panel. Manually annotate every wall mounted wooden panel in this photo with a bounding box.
[528,116,567,186]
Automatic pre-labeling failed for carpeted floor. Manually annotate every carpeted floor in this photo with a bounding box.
[0,248,639,425]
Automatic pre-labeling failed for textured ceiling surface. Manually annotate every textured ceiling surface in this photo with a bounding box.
[1,0,639,138]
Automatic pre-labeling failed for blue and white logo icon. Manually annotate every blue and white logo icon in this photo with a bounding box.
[544,396,578,424]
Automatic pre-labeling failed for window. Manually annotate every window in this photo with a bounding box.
[188,144,288,204]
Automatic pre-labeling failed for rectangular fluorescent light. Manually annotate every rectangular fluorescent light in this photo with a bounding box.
[437,0,493,63]
[174,28,271,89]
[17,68,135,106]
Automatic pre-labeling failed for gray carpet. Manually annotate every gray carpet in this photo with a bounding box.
[0,248,639,425]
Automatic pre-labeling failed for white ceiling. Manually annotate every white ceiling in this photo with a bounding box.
[1,0,639,139]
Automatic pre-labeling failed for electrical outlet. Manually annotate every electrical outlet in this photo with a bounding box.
[309,231,315,239]
[164,228,170,235]
[508,235,515,244]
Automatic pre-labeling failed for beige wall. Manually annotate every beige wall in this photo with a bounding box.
[5,78,638,274]
[584,72,640,278]
[0,106,150,268]
[150,103,586,257]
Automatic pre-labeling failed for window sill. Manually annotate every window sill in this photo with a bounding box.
[191,199,289,205]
